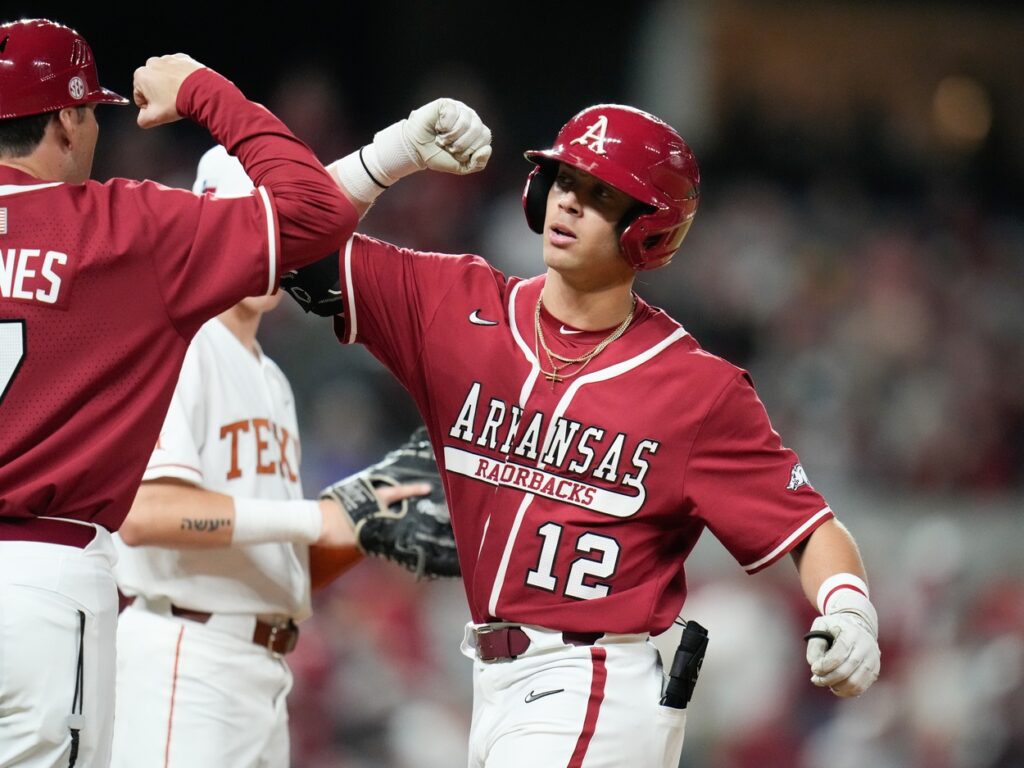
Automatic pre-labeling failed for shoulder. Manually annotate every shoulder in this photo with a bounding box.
[639,302,746,385]
[351,233,507,281]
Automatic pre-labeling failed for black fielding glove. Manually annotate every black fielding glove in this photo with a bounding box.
[320,427,460,579]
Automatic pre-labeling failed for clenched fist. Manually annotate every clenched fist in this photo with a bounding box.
[133,53,204,128]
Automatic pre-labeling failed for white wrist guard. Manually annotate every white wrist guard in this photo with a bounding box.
[231,498,323,545]
[329,120,421,205]
[817,572,877,638]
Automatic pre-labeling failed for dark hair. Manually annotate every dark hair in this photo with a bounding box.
[0,112,57,158]
[0,106,88,159]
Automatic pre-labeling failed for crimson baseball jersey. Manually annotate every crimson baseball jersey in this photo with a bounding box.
[334,235,834,635]
[0,69,354,536]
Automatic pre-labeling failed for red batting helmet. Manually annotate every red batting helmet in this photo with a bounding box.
[0,18,128,120]
[523,104,700,271]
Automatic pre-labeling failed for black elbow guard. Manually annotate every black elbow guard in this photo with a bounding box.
[280,250,344,317]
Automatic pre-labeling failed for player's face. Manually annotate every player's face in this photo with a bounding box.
[542,164,636,288]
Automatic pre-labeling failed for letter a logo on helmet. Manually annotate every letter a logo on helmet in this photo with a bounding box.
[569,115,611,156]
[522,104,700,271]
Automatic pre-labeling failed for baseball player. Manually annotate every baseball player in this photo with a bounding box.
[285,100,882,767]
[0,18,355,767]
[109,147,443,768]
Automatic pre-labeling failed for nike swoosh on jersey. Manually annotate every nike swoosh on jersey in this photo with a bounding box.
[524,688,565,703]
[559,325,583,335]
[469,309,498,326]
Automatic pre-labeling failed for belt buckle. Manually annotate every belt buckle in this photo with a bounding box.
[265,619,298,658]
[473,624,499,663]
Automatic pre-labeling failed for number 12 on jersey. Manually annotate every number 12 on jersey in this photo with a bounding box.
[526,522,620,600]
[0,320,26,405]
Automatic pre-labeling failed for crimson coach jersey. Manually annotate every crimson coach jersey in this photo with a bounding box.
[334,235,834,636]
[0,69,354,536]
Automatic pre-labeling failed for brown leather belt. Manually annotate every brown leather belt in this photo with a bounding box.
[474,626,603,662]
[170,605,299,657]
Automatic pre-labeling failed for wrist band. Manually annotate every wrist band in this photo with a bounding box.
[816,572,869,615]
[358,146,389,189]
[231,498,322,545]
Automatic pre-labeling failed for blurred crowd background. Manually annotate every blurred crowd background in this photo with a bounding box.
[20,0,1024,765]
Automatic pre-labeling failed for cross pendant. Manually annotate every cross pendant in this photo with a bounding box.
[544,371,564,383]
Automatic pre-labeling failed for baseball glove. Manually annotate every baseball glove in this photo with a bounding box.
[320,427,459,580]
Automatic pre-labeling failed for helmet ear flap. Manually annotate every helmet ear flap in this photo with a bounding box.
[523,163,557,234]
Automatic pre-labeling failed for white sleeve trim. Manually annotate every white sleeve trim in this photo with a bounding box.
[141,463,203,485]
[741,506,832,573]
[256,186,277,295]
[343,235,357,343]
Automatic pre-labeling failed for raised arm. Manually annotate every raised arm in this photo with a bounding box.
[328,97,492,217]
[279,98,491,315]
[132,54,357,271]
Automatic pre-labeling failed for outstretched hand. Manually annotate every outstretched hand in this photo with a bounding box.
[133,54,205,128]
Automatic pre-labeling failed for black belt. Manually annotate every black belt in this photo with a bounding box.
[170,604,300,657]
[474,625,603,662]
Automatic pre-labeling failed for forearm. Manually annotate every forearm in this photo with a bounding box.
[119,479,328,549]
[790,519,868,609]
[176,68,357,270]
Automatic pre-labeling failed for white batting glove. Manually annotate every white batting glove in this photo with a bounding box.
[330,98,491,204]
[402,98,492,174]
[805,575,881,697]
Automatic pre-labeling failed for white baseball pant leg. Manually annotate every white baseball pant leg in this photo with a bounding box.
[463,625,687,768]
[0,529,119,768]
[110,603,292,768]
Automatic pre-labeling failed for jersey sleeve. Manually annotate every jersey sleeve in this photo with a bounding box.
[333,234,497,386]
[100,178,278,341]
[140,336,208,486]
[685,372,834,573]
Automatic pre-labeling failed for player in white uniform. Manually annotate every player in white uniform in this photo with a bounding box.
[109,147,431,768]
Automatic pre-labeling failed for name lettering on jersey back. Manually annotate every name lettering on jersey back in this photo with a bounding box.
[219,418,299,482]
[0,248,69,306]
[446,383,658,517]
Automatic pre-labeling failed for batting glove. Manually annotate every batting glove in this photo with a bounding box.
[330,98,491,204]
[805,576,881,697]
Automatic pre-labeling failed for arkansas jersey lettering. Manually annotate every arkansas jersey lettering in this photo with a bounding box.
[219,418,299,482]
[0,247,69,306]
[446,382,658,517]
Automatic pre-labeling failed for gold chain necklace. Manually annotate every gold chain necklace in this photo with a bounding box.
[534,295,636,383]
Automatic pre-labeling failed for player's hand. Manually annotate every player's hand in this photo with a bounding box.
[316,497,356,548]
[805,612,881,697]
[133,54,205,129]
[403,98,492,174]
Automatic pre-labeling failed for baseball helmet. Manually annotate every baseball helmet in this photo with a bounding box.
[192,145,254,197]
[523,104,700,271]
[0,18,128,120]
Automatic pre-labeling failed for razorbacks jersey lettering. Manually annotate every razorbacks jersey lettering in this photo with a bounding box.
[335,234,833,635]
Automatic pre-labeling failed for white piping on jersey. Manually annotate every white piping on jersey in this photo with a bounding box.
[486,283,689,617]
[343,236,357,343]
[0,182,64,196]
[488,494,537,616]
[741,506,832,573]
[255,186,277,295]
[507,281,542,405]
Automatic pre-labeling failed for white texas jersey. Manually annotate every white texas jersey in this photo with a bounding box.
[114,318,312,620]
